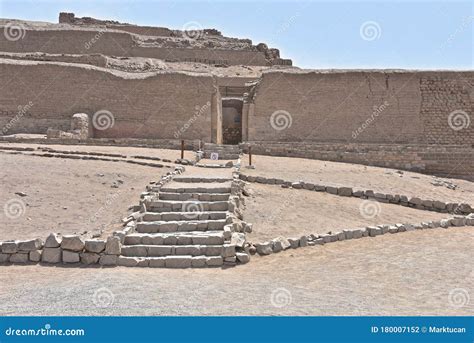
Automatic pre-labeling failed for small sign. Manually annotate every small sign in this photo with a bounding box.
[210,152,219,161]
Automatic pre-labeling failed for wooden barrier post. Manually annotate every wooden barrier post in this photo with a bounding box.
[181,140,184,159]
[249,145,252,166]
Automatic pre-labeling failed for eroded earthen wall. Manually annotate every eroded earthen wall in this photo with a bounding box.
[249,71,473,145]
[0,29,268,66]
[0,61,215,140]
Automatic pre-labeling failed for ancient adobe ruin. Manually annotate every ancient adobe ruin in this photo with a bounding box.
[0,12,472,180]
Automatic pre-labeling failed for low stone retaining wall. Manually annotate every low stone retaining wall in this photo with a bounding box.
[239,174,473,215]
[249,214,474,256]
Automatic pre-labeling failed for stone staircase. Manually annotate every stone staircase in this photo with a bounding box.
[203,143,240,160]
[118,175,241,268]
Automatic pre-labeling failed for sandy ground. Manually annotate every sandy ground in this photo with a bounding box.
[0,153,165,240]
[0,228,472,316]
[244,184,451,242]
[242,154,474,205]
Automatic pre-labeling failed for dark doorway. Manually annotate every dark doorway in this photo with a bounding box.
[222,98,243,145]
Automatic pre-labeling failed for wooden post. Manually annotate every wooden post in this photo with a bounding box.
[181,140,184,159]
[249,145,252,166]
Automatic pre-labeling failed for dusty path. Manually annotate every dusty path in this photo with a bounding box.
[0,228,472,316]
[242,154,474,204]
[244,183,451,241]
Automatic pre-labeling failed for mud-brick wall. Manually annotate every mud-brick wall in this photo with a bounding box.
[249,70,473,145]
[0,60,215,140]
[0,29,268,66]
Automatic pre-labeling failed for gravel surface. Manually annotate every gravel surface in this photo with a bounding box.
[0,228,472,316]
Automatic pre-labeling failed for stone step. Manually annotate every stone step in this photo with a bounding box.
[136,219,227,233]
[203,153,240,160]
[142,211,227,222]
[159,186,231,194]
[159,192,230,201]
[117,255,224,268]
[121,244,227,257]
[124,231,225,246]
[172,177,232,183]
[146,200,229,212]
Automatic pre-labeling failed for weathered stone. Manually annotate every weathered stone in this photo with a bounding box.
[368,226,382,237]
[117,256,141,267]
[302,182,315,190]
[29,250,42,262]
[18,239,43,252]
[337,187,352,197]
[149,257,166,268]
[352,190,364,197]
[61,235,85,251]
[409,197,422,205]
[274,236,291,250]
[9,253,29,263]
[222,244,236,257]
[85,240,106,253]
[80,252,100,265]
[314,185,326,192]
[230,232,246,248]
[291,182,302,189]
[62,250,80,263]
[388,226,398,234]
[336,232,345,241]
[1,241,18,254]
[352,229,363,239]
[45,233,62,248]
[236,252,250,264]
[449,217,466,227]
[256,242,273,255]
[314,238,324,245]
[191,256,207,268]
[0,253,10,263]
[298,235,307,247]
[342,229,353,240]
[206,256,223,267]
[105,236,121,255]
[41,248,61,263]
[326,186,338,195]
[99,254,117,266]
[165,256,192,268]
[288,237,300,249]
